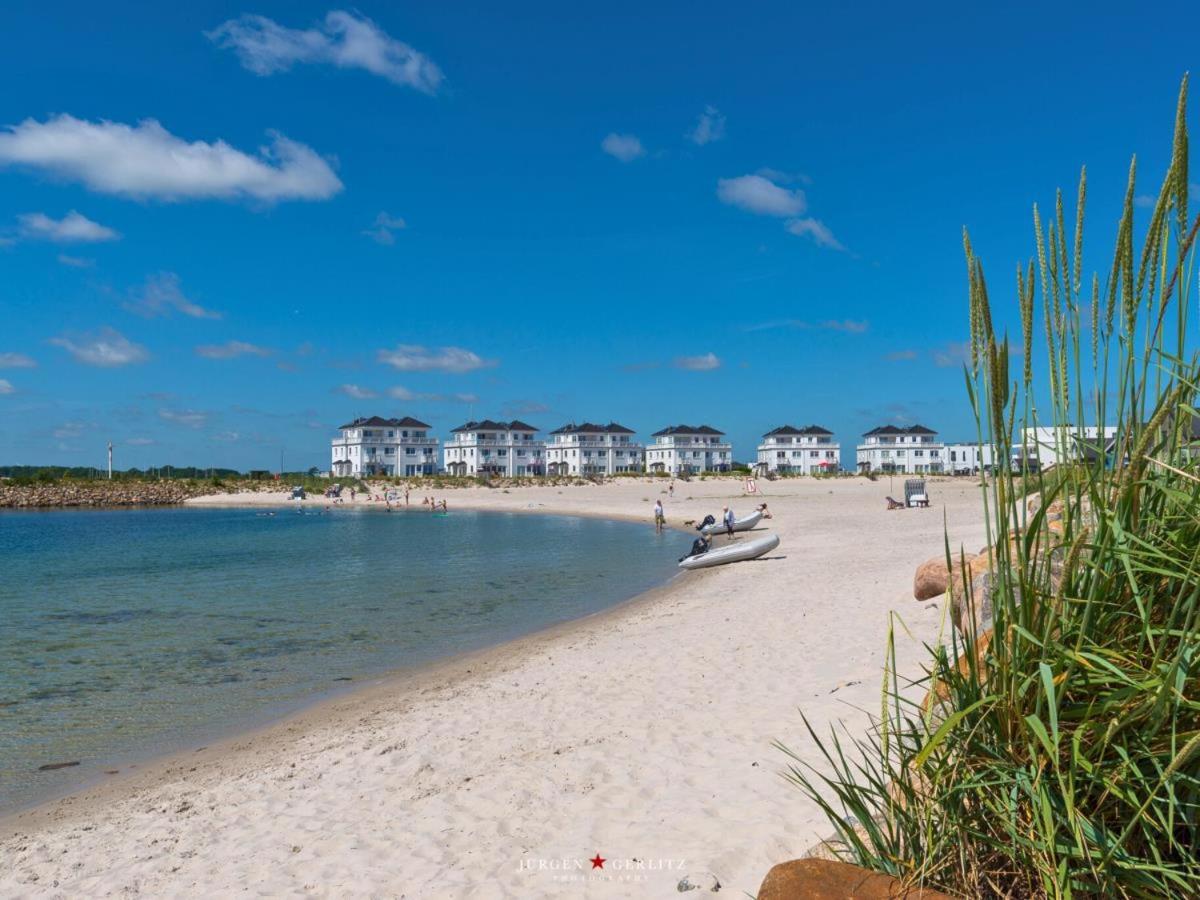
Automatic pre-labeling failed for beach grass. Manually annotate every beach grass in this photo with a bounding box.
[777,77,1200,898]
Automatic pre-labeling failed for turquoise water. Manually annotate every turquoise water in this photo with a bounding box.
[0,506,678,813]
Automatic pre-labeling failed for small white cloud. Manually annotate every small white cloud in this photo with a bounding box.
[0,352,36,368]
[57,254,94,268]
[207,10,443,94]
[687,105,726,146]
[212,430,241,442]
[744,319,868,334]
[601,133,645,163]
[124,272,222,320]
[932,341,971,368]
[377,344,495,373]
[786,217,839,247]
[717,174,806,217]
[50,326,149,367]
[673,352,721,371]
[336,383,378,399]
[785,217,844,250]
[159,408,209,429]
[53,421,87,439]
[388,385,478,404]
[18,210,120,243]
[0,379,14,395]
[195,340,272,360]
[0,115,342,203]
[363,211,406,245]
[126,437,155,446]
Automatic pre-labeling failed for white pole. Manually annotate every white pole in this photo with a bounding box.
[107,441,113,480]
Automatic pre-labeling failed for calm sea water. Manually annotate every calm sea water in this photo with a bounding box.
[0,506,679,812]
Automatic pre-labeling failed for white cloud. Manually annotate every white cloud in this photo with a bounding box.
[336,383,378,399]
[785,217,844,250]
[57,254,94,268]
[745,318,868,334]
[50,327,149,367]
[388,386,477,404]
[363,211,406,245]
[53,421,87,439]
[932,341,971,368]
[377,344,495,373]
[0,115,342,202]
[159,408,208,429]
[212,430,241,442]
[601,133,645,163]
[195,340,272,359]
[0,379,13,395]
[673,352,721,371]
[688,105,726,146]
[207,10,443,94]
[717,174,806,217]
[0,352,36,368]
[127,437,155,446]
[124,272,222,319]
[18,210,120,243]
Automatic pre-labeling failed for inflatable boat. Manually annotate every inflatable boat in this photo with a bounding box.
[678,532,780,570]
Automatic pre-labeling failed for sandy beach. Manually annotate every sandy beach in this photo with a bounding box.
[1,476,987,897]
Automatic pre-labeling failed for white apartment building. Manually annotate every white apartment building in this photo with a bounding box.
[330,416,438,477]
[856,425,944,474]
[545,422,645,476]
[1022,426,1118,469]
[755,425,840,474]
[646,425,732,474]
[944,442,996,475]
[442,419,546,476]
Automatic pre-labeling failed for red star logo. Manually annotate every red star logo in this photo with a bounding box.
[589,853,606,870]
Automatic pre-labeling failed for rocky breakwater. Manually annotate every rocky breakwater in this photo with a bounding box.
[0,480,219,509]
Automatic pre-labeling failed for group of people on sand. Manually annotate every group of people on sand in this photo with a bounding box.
[653,495,772,540]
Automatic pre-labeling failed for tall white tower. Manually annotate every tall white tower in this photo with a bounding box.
[107,441,113,480]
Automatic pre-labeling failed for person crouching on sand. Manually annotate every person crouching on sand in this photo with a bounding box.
[758,502,772,519]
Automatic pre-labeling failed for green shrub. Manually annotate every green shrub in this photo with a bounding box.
[779,77,1200,898]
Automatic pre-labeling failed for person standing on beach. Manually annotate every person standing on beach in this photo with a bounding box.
[722,505,736,537]
[653,499,665,533]
[668,481,675,499]
[404,487,410,507]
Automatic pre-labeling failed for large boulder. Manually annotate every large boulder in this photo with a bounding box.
[758,859,954,900]
[913,552,977,601]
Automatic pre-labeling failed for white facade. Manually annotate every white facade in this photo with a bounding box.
[1022,426,1118,469]
[646,425,732,474]
[546,422,645,475]
[944,442,996,475]
[442,419,546,476]
[856,425,945,474]
[755,425,840,474]
[330,416,438,477]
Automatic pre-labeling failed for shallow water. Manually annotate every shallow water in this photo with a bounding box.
[0,506,679,812]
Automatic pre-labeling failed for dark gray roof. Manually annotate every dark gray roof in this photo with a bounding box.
[451,419,539,433]
[550,421,637,435]
[863,423,937,437]
[338,415,431,430]
[651,424,725,437]
[764,424,834,437]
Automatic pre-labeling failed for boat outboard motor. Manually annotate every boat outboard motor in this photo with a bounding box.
[696,514,716,532]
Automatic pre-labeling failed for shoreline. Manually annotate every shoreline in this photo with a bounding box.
[2,477,988,896]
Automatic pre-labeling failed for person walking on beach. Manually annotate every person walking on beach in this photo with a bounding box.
[668,481,675,499]
[350,488,357,502]
[653,499,665,533]
[404,487,410,507]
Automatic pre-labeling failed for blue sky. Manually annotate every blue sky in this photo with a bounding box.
[1,1,1197,471]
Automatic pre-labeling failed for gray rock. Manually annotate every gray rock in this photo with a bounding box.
[677,871,721,892]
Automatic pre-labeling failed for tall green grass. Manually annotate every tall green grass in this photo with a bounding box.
[777,78,1200,898]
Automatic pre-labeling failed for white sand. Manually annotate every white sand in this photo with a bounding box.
[1,476,986,897]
